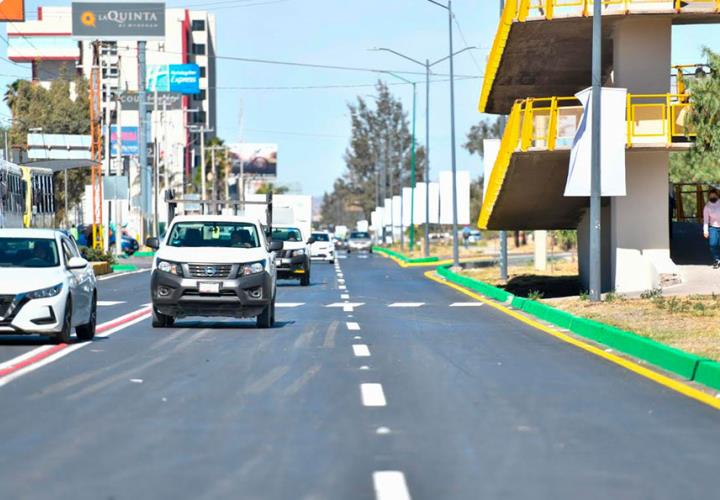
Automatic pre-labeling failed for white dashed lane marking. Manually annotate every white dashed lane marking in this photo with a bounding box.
[373,471,411,500]
[352,344,371,357]
[276,303,305,308]
[97,301,125,307]
[388,303,425,308]
[341,294,350,299]
[450,302,484,307]
[326,302,364,309]
[360,383,386,407]
[347,322,361,331]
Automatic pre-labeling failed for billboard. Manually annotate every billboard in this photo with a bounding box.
[439,170,471,225]
[0,0,25,22]
[119,91,183,111]
[72,2,165,40]
[110,126,139,156]
[229,144,277,177]
[147,64,200,94]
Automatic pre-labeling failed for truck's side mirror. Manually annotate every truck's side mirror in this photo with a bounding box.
[269,240,283,252]
[146,237,160,251]
[307,237,316,245]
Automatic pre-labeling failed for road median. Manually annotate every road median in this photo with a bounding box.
[373,246,441,267]
[433,264,720,393]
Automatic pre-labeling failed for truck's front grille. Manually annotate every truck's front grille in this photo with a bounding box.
[187,264,233,279]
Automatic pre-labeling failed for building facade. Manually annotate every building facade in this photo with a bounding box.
[7,6,217,232]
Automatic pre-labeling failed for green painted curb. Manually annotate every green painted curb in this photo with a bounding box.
[373,246,440,264]
[436,264,709,386]
[111,264,138,272]
[695,361,720,391]
[135,251,155,258]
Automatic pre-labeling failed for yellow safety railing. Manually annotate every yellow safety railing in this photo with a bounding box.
[478,0,719,112]
[477,93,694,229]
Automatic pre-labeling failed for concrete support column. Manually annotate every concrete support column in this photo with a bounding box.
[604,16,677,293]
[534,230,547,271]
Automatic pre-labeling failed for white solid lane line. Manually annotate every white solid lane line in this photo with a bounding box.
[360,383,387,407]
[449,302,484,307]
[373,471,411,500]
[388,303,425,308]
[97,268,150,281]
[97,301,125,307]
[276,302,305,308]
[352,344,371,357]
[347,322,360,331]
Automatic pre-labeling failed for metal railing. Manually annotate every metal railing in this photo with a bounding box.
[479,0,719,112]
[478,93,694,229]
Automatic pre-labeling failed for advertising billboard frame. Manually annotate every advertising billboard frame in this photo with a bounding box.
[71,2,166,40]
[228,143,278,178]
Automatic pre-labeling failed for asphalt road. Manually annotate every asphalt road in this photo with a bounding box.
[0,253,718,500]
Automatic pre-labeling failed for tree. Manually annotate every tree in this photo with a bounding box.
[464,117,503,157]
[256,182,289,195]
[5,72,92,225]
[321,81,426,226]
[670,48,720,183]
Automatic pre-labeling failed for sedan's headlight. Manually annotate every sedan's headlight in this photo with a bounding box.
[241,260,266,276]
[27,283,63,299]
[293,249,306,257]
[157,260,184,276]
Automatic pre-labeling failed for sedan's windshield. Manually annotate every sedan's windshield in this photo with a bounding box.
[272,227,303,242]
[0,237,60,268]
[168,222,261,248]
[350,232,370,240]
[312,233,330,242]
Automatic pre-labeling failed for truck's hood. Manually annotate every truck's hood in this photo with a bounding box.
[156,246,269,265]
[0,267,66,295]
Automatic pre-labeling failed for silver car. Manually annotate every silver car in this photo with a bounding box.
[347,231,373,253]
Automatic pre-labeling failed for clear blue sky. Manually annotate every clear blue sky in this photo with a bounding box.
[1,1,718,196]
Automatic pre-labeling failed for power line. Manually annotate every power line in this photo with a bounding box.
[452,12,483,74]
[211,76,481,91]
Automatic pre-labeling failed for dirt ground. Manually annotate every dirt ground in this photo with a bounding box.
[551,293,720,362]
[460,260,581,299]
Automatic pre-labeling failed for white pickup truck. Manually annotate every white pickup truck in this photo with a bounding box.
[146,215,283,328]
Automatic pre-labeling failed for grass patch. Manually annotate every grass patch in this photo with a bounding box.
[552,293,720,361]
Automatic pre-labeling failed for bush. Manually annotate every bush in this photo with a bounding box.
[80,246,117,265]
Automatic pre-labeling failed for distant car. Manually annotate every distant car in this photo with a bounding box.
[0,229,98,343]
[347,231,373,253]
[272,225,313,286]
[310,231,335,264]
[468,230,482,244]
[109,232,140,256]
[334,236,348,251]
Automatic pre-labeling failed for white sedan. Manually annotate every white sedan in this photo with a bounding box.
[0,229,98,343]
[310,231,335,264]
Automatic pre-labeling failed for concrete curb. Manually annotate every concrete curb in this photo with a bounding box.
[373,246,440,265]
[436,264,719,390]
[111,264,139,272]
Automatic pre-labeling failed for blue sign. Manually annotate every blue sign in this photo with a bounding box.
[110,126,140,156]
[146,64,200,94]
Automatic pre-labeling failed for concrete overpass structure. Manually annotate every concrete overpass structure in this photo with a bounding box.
[478,0,719,293]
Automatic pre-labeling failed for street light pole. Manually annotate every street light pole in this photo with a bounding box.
[371,44,476,258]
[589,0,603,301]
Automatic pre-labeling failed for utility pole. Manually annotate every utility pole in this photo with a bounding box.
[137,40,149,239]
[447,0,460,268]
[499,0,508,281]
[103,45,112,252]
[589,0,603,301]
[211,145,217,213]
[153,89,159,238]
[115,54,123,257]
[200,126,207,213]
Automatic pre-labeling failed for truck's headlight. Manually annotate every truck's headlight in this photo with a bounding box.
[27,283,63,299]
[157,260,183,276]
[241,260,266,276]
[293,249,306,257]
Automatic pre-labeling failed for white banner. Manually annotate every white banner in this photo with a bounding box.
[483,139,501,203]
[371,210,381,233]
[565,87,627,197]
[392,195,402,228]
[402,187,413,226]
[412,182,440,224]
[383,198,392,227]
[439,170,471,225]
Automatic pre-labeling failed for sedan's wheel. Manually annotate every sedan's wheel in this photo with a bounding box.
[55,299,73,344]
[76,293,97,341]
[152,306,174,328]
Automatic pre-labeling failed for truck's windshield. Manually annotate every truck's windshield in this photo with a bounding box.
[167,222,260,248]
[272,227,303,242]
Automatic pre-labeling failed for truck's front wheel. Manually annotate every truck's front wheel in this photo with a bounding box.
[257,298,275,329]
